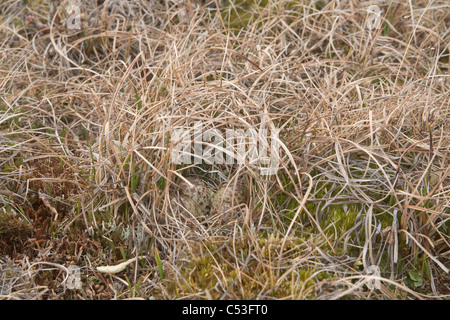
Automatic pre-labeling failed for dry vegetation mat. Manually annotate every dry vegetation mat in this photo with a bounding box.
[0,0,449,299]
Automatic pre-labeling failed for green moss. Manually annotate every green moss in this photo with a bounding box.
[222,0,270,31]
[161,233,340,299]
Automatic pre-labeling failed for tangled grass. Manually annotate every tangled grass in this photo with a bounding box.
[0,0,449,299]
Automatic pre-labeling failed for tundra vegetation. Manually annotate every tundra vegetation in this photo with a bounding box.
[0,0,449,299]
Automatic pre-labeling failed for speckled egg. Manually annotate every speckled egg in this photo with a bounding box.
[176,177,212,218]
[211,181,246,222]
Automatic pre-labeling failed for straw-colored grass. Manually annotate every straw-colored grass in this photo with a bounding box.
[0,0,449,299]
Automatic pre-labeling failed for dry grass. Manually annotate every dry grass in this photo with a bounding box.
[0,0,449,299]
